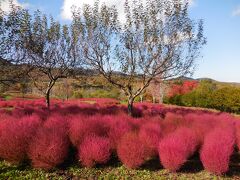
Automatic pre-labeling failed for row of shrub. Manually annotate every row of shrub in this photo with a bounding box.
[164,80,240,114]
[0,100,240,175]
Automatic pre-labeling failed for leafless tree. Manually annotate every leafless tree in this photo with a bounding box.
[0,2,30,85]
[73,0,206,116]
[18,10,79,108]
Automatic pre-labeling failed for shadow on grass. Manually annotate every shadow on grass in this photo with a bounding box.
[180,152,204,173]
[140,158,163,171]
[59,146,78,170]
[226,151,240,177]
[180,150,240,178]
[0,161,31,174]
[96,154,122,169]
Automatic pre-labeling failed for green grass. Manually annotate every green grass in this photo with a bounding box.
[0,161,233,180]
[1,154,240,180]
[3,95,12,100]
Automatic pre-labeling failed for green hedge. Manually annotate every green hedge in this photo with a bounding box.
[164,80,240,114]
[73,88,121,99]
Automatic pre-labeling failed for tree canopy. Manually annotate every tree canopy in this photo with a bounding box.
[73,0,206,115]
[0,0,206,114]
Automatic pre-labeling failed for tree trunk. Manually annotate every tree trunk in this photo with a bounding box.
[46,88,51,109]
[153,96,156,104]
[45,80,56,109]
[127,97,134,117]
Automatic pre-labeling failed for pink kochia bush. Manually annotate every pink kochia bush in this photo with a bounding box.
[28,116,70,170]
[1,98,240,173]
[117,132,147,169]
[69,115,110,147]
[158,127,198,172]
[185,113,217,145]
[78,135,111,167]
[162,113,185,135]
[0,115,42,164]
[108,116,134,150]
[138,121,162,158]
[200,127,235,175]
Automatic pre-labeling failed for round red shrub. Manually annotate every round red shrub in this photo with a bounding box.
[69,115,110,147]
[28,119,70,170]
[185,113,218,145]
[108,116,134,149]
[200,127,235,175]
[162,112,185,135]
[138,121,162,158]
[158,127,198,172]
[0,115,42,164]
[44,114,69,134]
[78,135,111,167]
[117,132,147,169]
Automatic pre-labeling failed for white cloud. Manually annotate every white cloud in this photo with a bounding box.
[0,0,30,13]
[232,6,240,17]
[61,0,127,21]
[60,0,195,21]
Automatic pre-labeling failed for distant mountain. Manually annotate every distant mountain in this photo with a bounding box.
[168,76,240,86]
[196,78,216,82]
[1,58,240,86]
[171,76,196,81]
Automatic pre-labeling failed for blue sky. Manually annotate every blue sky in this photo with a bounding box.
[189,0,240,83]
[2,0,240,82]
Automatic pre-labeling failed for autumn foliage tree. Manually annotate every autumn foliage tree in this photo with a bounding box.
[73,0,206,116]
[167,80,199,98]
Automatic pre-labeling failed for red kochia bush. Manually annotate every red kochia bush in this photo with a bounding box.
[69,115,110,147]
[44,114,69,134]
[0,115,42,164]
[78,135,111,167]
[185,113,217,145]
[139,121,162,158]
[162,113,185,135]
[158,127,198,172]
[117,132,146,169]
[200,127,235,175]
[28,117,70,170]
[108,116,133,149]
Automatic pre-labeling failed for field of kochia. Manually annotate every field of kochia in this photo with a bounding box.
[0,97,240,179]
